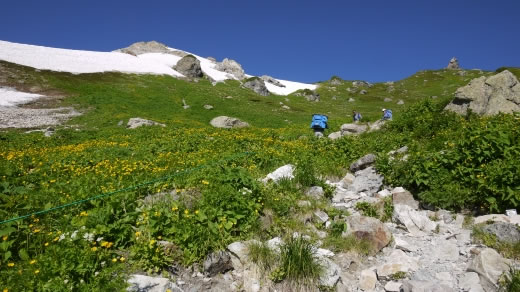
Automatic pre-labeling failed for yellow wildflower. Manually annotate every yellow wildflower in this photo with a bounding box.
[119,257,125,262]
[44,242,49,247]
[112,258,117,262]
[33,229,40,233]
[34,269,40,274]
[135,231,141,237]
[184,209,189,215]
[2,236,7,241]
[91,247,98,251]
[7,263,14,267]
[30,260,37,265]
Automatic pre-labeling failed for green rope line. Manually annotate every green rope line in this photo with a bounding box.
[0,151,254,225]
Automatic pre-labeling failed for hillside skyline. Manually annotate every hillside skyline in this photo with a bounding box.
[2,0,519,83]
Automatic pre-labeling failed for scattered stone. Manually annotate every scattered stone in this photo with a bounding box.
[182,98,190,109]
[377,189,392,198]
[261,164,294,183]
[393,205,436,236]
[260,75,285,87]
[401,280,454,292]
[349,167,383,195]
[340,173,356,189]
[394,236,416,252]
[475,213,520,225]
[330,77,342,86]
[445,70,520,116]
[204,251,233,277]
[126,117,166,129]
[377,250,420,279]
[215,58,246,80]
[359,269,377,291]
[458,272,485,292]
[174,55,203,78]
[385,281,402,292]
[349,153,377,172]
[360,89,368,95]
[306,186,325,199]
[281,105,290,110]
[348,97,355,102]
[210,116,249,129]
[314,210,330,223]
[267,237,283,252]
[320,257,341,288]
[328,131,342,140]
[116,41,185,56]
[204,104,214,110]
[304,91,320,102]
[446,57,460,70]
[243,78,269,96]
[127,274,180,292]
[345,215,391,252]
[397,99,405,105]
[384,97,393,102]
[392,187,419,209]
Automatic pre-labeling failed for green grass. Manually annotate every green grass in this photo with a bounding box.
[500,267,520,292]
[248,241,278,273]
[472,226,520,260]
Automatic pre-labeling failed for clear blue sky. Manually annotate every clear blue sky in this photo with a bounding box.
[1,0,519,83]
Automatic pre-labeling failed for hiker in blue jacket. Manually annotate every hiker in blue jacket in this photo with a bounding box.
[352,110,362,122]
[310,114,328,138]
[381,108,393,120]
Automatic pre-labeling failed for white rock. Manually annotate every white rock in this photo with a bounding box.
[394,236,416,252]
[467,248,510,291]
[127,275,178,292]
[314,210,330,223]
[376,249,420,278]
[384,281,402,292]
[458,272,484,292]
[377,189,392,197]
[261,164,294,183]
[267,237,283,252]
[359,269,377,291]
[316,248,335,258]
[319,257,341,288]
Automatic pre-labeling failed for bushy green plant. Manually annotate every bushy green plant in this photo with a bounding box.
[355,202,379,218]
[273,237,323,286]
[248,241,277,273]
[500,266,520,292]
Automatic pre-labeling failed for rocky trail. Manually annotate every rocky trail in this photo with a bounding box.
[127,151,520,292]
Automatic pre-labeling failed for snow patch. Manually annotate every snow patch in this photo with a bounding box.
[0,87,43,106]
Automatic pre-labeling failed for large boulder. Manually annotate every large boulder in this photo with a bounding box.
[349,167,383,195]
[215,58,246,80]
[174,55,203,78]
[243,78,269,96]
[467,248,510,292]
[444,70,520,116]
[210,116,249,129]
[127,274,181,292]
[126,117,166,129]
[376,249,420,279]
[116,41,187,57]
[340,123,368,135]
[481,222,520,243]
[446,57,460,70]
[345,215,391,252]
[261,164,294,183]
[401,280,454,292]
[260,75,285,87]
[393,204,436,236]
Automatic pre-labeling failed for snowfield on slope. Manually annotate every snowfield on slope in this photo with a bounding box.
[0,87,43,106]
[0,40,316,95]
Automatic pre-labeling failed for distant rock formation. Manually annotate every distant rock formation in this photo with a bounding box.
[243,77,269,96]
[444,70,520,116]
[115,41,187,57]
[127,117,166,129]
[215,58,246,80]
[261,75,285,87]
[446,57,460,70]
[174,55,203,78]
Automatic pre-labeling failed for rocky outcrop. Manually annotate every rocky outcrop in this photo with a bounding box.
[174,55,203,78]
[444,70,520,116]
[349,153,376,172]
[215,58,246,80]
[345,215,391,252]
[446,57,460,70]
[126,117,166,129]
[210,116,249,129]
[204,251,233,277]
[260,75,285,87]
[467,248,510,292]
[340,123,368,135]
[115,41,187,57]
[243,78,269,96]
[261,164,294,183]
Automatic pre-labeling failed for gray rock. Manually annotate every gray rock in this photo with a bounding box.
[328,131,342,140]
[281,105,290,110]
[297,200,311,207]
[204,251,233,277]
[340,173,356,189]
[385,281,402,291]
[260,75,285,87]
[127,274,181,292]
[392,187,419,209]
[393,205,436,236]
[319,257,341,288]
[349,153,377,172]
[384,97,393,102]
[377,249,420,278]
[397,99,405,105]
[116,41,186,56]
[210,116,249,129]
[349,167,383,195]
[330,78,342,86]
[126,117,166,129]
[467,248,510,291]
[345,215,391,252]
[360,89,368,95]
[445,70,520,116]
[481,221,520,243]
[243,78,269,96]
[227,241,250,270]
[446,57,460,70]
[458,272,485,292]
[314,210,330,223]
[348,97,355,102]
[204,104,214,110]
[304,91,320,102]
[359,269,377,291]
[401,280,454,292]
[215,58,246,80]
[340,123,368,135]
[174,55,203,78]
[306,186,325,199]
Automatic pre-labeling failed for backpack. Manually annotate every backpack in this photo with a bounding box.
[383,109,393,119]
[310,114,328,129]
[354,112,362,121]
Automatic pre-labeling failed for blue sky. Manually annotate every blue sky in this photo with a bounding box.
[1,0,519,83]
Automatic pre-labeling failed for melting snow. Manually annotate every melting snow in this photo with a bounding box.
[0,87,43,106]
